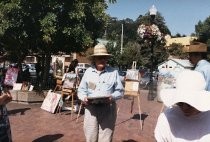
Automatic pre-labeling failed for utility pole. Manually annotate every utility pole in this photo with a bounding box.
[120,23,123,54]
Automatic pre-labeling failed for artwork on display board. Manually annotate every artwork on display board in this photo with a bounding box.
[4,67,19,87]
[52,56,65,78]
[41,90,62,113]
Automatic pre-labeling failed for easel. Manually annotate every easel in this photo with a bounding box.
[54,73,78,119]
[124,61,143,130]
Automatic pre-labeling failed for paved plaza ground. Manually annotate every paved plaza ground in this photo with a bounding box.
[7,89,163,142]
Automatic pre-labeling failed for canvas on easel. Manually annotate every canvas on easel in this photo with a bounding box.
[126,61,140,81]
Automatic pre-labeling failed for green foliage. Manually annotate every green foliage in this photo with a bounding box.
[167,43,187,59]
[136,12,170,69]
[0,0,110,89]
[104,11,171,70]
[0,0,109,59]
[136,12,171,36]
[195,16,210,45]
[106,42,120,67]
[120,41,142,68]
[195,16,210,61]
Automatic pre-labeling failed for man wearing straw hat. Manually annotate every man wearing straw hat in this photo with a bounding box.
[186,42,210,91]
[155,70,210,142]
[78,43,124,142]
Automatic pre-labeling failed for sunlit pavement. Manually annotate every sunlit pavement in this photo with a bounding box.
[7,89,163,142]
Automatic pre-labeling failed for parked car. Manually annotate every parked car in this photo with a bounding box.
[78,68,87,80]
[77,63,91,70]
[139,72,157,89]
[22,63,54,77]
[22,63,36,76]
[77,63,91,79]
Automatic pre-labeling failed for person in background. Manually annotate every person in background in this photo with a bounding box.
[186,42,210,91]
[22,65,30,88]
[35,62,41,79]
[68,59,79,73]
[0,85,12,142]
[155,70,210,142]
[62,59,79,85]
[68,59,79,85]
[77,43,124,142]
[61,59,79,102]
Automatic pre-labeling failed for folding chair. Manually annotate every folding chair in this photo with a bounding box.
[53,78,63,92]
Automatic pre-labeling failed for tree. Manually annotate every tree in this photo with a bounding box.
[120,41,142,68]
[195,16,210,60]
[195,17,210,45]
[167,43,187,59]
[0,0,110,89]
[136,12,170,69]
[106,42,119,67]
[102,12,171,69]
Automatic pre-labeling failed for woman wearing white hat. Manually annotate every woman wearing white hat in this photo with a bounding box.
[155,70,210,142]
[78,43,124,142]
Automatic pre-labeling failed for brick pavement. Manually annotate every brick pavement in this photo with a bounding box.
[7,89,163,142]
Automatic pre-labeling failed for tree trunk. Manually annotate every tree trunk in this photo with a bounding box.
[41,53,51,90]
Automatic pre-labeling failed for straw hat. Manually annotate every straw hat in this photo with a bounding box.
[160,70,210,112]
[185,42,207,53]
[90,43,112,57]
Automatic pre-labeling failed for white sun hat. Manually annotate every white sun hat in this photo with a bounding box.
[160,70,210,112]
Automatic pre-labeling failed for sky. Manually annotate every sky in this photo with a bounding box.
[106,0,210,36]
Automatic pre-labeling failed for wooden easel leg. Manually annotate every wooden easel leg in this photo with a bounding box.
[130,96,134,113]
[55,106,59,114]
[76,103,83,122]
[117,107,120,116]
[71,94,74,120]
[137,95,143,130]
[53,85,58,92]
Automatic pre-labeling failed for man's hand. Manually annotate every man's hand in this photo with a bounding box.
[106,95,113,103]
[83,96,90,105]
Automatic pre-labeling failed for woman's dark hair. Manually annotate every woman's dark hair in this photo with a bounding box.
[68,59,79,73]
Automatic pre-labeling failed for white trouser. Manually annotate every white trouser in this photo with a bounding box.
[83,102,117,142]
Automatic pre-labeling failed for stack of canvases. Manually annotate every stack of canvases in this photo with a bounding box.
[124,62,140,96]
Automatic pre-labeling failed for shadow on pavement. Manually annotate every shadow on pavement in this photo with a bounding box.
[32,134,63,142]
[8,108,31,115]
[122,139,138,142]
[115,113,148,126]
[131,113,148,120]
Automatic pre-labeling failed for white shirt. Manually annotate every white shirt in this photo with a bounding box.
[155,106,210,142]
